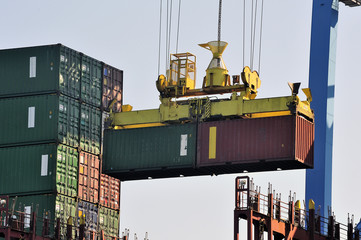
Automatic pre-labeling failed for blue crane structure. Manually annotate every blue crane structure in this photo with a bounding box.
[307,0,360,219]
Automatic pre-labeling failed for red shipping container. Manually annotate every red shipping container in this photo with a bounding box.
[78,152,100,203]
[100,174,120,210]
[197,115,314,173]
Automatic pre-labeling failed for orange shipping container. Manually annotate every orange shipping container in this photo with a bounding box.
[78,152,100,203]
[100,174,120,210]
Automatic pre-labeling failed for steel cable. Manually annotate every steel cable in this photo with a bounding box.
[258,0,264,75]
[176,0,181,53]
[158,0,163,75]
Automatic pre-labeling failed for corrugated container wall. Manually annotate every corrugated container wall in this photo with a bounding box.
[10,194,77,237]
[81,55,102,107]
[102,123,197,180]
[0,45,80,98]
[197,115,314,173]
[77,200,98,232]
[0,94,78,147]
[0,144,78,197]
[100,174,120,210]
[102,64,123,112]
[0,94,101,154]
[0,44,123,110]
[78,152,100,203]
[98,207,119,237]
[80,103,101,155]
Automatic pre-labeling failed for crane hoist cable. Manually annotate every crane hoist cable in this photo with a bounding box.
[243,0,246,69]
[250,0,254,70]
[176,0,181,53]
[251,0,258,70]
[167,0,173,69]
[158,0,163,76]
[258,0,264,75]
[242,0,265,75]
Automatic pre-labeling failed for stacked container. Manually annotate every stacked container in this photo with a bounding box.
[0,44,122,238]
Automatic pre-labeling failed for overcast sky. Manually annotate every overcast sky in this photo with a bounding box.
[1,1,361,239]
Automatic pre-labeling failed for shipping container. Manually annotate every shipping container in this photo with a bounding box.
[101,112,110,153]
[98,207,119,237]
[78,152,100,203]
[0,45,80,99]
[9,194,77,238]
[0,144,78,197]
[0,94,101,154]
[99,174,120,210]
[197,115,314,173]
[102,64,123,112]
[80,103,102,155]
[0,44,122,109]
[77,200,98,232]
[102,123,197,180]
[81,55,102,107]
[0,94,78,147]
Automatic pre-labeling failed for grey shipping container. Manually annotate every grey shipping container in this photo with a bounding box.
[77,200,98,232]
[102,123,197,180]
[0,144,78,197]
[0,94,101,154]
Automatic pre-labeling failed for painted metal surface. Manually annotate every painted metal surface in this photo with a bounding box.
[77,200,98,232]
[78,152,100,203]
[102,123,197,179]
[306,0,339,219]
[100,174,120,210]
[0,144,78,197]
[98,207,119,237]
[0,94,79,147]
[0,44,123,109]
[103,64,123,112]
[80,103,102,155]
[81,55,102,107]
[0,45,80,99]
[9,194,77,237]
[197,116,314,173]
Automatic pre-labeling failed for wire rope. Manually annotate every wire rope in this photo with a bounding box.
[252,0,258,71]
[165,0,169,72]
[250,0,254,69]
[176,0,181,53]
[243,0,246,68]
[158,0,163,76]
[167,0,173,65]
[258,0,264,75]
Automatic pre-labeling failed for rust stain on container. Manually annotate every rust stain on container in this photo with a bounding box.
[197,115,314,173]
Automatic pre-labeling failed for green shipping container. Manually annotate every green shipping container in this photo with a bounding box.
[0,44,102,107]
[0,94,78,147]
[0,144,78,197]
[81,55,102,107]
[98,207,119,237]
[102,124,197,180]
[0,45,80,99]
[0,94,101,154]
[80,103,101,155]
[9,194,77,237]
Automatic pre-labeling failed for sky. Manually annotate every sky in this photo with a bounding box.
[1,1,361,239]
